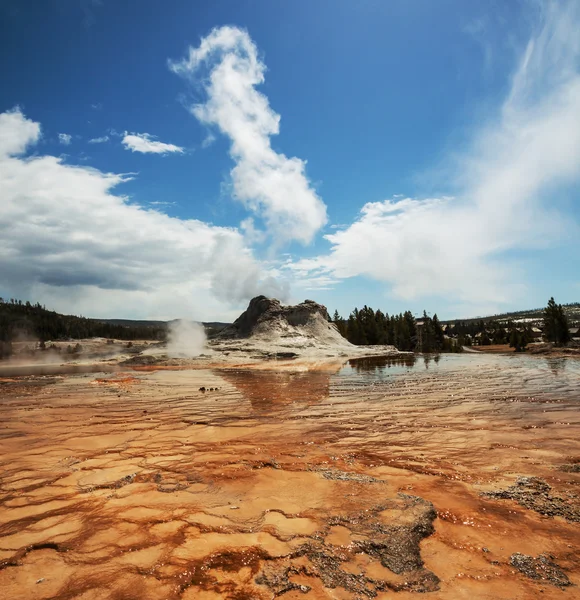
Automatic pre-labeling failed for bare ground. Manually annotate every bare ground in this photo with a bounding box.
[1,353,579,598]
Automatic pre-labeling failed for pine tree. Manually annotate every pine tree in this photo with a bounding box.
[403,311,417,349]
[332,310,347,338]
[375,309,387,344]
[509,329,520,351]
[543,297,570,346]
[347,313,361,345]
[509,328,528,352]
[432,314,444,350]
[420,311,435,352]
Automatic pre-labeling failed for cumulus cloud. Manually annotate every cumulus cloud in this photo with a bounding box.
[58,133,72,145]
[169,26,327,245]
[289,197,519,308]
[0,108,286,321]
[0,108,41,155]
[290,1,580,313]
[122,132,184,154]
[89,135,109,144]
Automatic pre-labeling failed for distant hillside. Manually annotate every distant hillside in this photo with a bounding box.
[442,303,580,326]
[0,300,231,352]
[96,319,230,337]
[94,318,168,328]
[0,299,167,345]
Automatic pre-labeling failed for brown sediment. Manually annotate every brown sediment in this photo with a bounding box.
[559,463,580,473]
[92,374,140,386]
[509,553,571,587]
[0,354,579,599]
[482,476,580,521]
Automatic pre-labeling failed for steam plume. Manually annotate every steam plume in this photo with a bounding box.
[166,320,207,358]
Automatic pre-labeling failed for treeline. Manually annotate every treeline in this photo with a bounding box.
[333,296,573,354]
[456,320,535,352]
[332,307,459,352]
[450,297,571,350]
[0,298,165,358]
[451,319,530,345]
[456,301,580,325]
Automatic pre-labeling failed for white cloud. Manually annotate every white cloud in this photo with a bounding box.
[201,132,216,148]
[149,200,176,207]
[240,217,266,245]
[290,1,580,313]
[0,108,286,321]
[58,133,72,145]
[169,26,327,246]
[122,132,184,154]
[0,108,41,155]
[88,135,109,144]
[289,196,520,307]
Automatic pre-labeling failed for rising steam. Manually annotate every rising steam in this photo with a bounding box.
[166,320,207,358]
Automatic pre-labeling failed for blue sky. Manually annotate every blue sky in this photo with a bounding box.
[1,0,579,321]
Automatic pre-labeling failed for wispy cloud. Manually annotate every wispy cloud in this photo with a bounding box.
[0,108,286,320]
[291,1,580,313]
[462,16,494,74]
[88,135,109,144]
[90,102,103,110]
[58,133,72,145]
[169,26,327,246]
[148,200,176,207]
[201,132,216,148]
[122,132,184,154]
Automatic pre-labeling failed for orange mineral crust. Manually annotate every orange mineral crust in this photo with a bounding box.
[0,354,578,599]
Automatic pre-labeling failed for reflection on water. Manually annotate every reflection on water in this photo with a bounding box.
[341,353,580,399]
[0,363,119,377]
[222,354,580,411]
[217,368,335,411]
[422,354,442,368]
[344,355,417,374]
[220,355,438,409]
[345,354,448,374]
[545,357,567,376]
[4,354,578,414]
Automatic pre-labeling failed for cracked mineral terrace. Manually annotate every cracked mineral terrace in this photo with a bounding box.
[1,353,579,599]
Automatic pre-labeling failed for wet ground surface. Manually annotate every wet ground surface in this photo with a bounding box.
[0,353,579,599]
